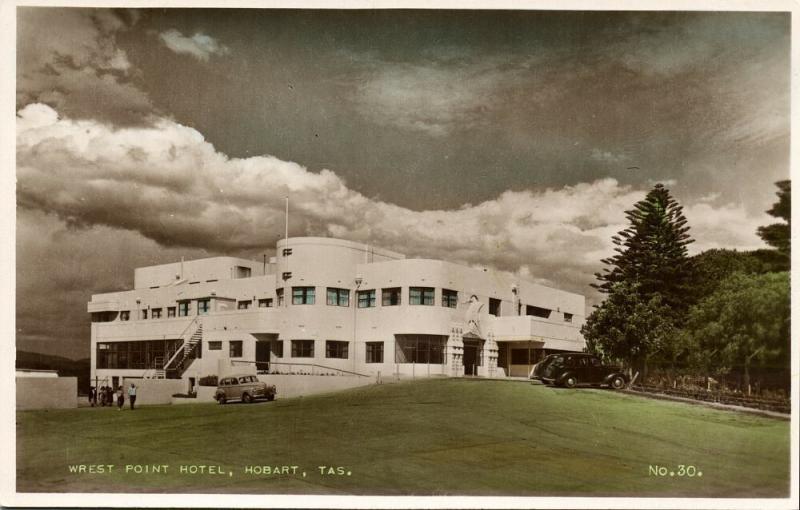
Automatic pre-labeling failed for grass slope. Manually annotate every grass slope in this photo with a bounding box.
[16,379,789,496]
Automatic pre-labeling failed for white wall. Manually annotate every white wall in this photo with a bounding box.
[120,378,185,406]
[17,377,77,410]
[256,374,375,399]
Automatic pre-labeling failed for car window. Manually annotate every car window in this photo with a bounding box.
[591,358,602,367]
[250,376,257,382]
[579,357,589,367]
[238,376,248,384]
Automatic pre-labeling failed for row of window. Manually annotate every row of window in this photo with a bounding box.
[288,287,458,308]
[267,336,447,364]
[207,340,243,357]
[96,340,182,369]
[96,335,464,370]
[100,288,573,323]
[118,300,203,321]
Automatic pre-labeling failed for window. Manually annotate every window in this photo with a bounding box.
[291,340,314,358]
[197,299,210,315]
[366,342,384,363]
[120,311,130,321]
[178,302,189,317]
[96,339,180,369]
[91,311,116,323]
[327,288,350,307]
[526,305,552,319]
[229,340,243,358]
[235,266,252,278]
[237,300,251,310]
[382,287,401,306]
[258,298,273,308]
[167,307,176,318]
[208,341,222,350]
[325,340,349,359]
[271,340,284,358]
[489,298,501,316]
[141,309,148,320]
[151,308,162,319]
[409,287,434,306]
[282,248,293,256]
[358,289,376,308]
[564,312,573,323]
[292,287,315,305]
[442,289,458,308]
[277,288,284,306]
[395,335,446,364]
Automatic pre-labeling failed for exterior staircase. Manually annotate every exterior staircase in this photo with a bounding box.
[164,322,203,378]
[142,319,202,379]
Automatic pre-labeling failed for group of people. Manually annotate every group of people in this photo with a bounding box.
[88,383,137,410]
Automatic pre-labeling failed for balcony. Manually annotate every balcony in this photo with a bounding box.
[491,315,584,351]
[87,300,119,313]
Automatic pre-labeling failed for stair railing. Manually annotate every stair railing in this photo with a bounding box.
[162,317,201,373]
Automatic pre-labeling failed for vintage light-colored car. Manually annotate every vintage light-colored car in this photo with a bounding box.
[214,374,276,404]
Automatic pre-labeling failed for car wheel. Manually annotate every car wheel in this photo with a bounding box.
[610,375,626,390]
[242,393,253,404]
[563,375,578,388]
[217,395,226,405]
[267,394,275,401]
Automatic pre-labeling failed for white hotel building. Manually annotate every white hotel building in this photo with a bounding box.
[88,237,586,390]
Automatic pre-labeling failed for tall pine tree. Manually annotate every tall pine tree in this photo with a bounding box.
[755,180,790,271]
[592,183,694,312]
[584,184,694,374]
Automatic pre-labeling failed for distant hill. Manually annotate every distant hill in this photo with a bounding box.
[16,351,91,392]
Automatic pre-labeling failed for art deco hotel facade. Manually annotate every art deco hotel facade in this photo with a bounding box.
[88,237,586,389]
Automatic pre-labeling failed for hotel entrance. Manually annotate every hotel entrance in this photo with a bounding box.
[462,338,483,376]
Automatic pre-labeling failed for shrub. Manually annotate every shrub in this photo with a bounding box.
[198,375,218,386]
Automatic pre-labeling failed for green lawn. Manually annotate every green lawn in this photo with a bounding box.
[16,379,789,496]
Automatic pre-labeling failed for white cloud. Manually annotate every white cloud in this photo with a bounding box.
[17,104,769,302]
[159,29,229,61]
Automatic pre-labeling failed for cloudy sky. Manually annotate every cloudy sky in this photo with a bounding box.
[15,8,789,359]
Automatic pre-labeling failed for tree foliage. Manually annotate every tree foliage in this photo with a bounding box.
[583,281,677,372]
[756,180,790,261]
[593,183,694,312]
[688,249,766,302]
[682,272,790,390]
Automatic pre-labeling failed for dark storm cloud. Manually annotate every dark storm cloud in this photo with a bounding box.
[108,9,787,212]
[17,7,155,126]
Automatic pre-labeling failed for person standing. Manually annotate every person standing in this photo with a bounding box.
[88,386,96,407]
[128,383,137,410]
[116,386,124,411]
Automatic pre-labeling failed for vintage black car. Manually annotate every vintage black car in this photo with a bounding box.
[530,353,627,389]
